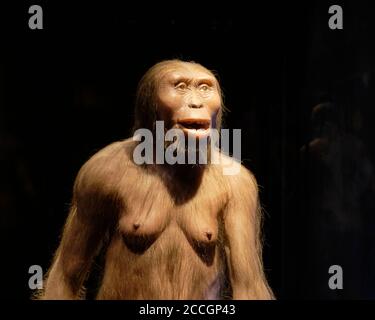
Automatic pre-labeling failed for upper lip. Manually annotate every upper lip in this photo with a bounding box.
[177,118,210,130]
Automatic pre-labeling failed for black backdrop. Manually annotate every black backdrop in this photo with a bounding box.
[1,1,375,300]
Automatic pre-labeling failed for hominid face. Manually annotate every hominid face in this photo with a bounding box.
[156,63,222,139]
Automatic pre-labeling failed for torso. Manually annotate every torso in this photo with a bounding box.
[94,140,231,299]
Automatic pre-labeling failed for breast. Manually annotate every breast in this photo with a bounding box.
[99,220,226,299]
[174,205,225,269]
[118,205,171,254]
[116,166,175,253]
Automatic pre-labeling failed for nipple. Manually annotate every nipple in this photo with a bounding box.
[133,223,140,230]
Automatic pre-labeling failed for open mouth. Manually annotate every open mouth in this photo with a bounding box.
[177,119,211,133]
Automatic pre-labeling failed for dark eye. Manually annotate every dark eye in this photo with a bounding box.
[175,82,188,90]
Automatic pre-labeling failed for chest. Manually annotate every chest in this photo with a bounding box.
[116,166,228,250]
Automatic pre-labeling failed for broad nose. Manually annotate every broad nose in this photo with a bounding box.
[188,91,204,109]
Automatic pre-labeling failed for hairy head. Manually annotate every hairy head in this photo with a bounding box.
[133,59,225,133]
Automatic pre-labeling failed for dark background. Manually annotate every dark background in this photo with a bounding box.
[1,1,375,300]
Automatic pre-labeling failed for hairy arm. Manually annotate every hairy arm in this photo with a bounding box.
[39,155,118,300]
[224,168,274,300]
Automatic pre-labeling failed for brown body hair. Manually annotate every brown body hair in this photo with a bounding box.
[38,60,274,300]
